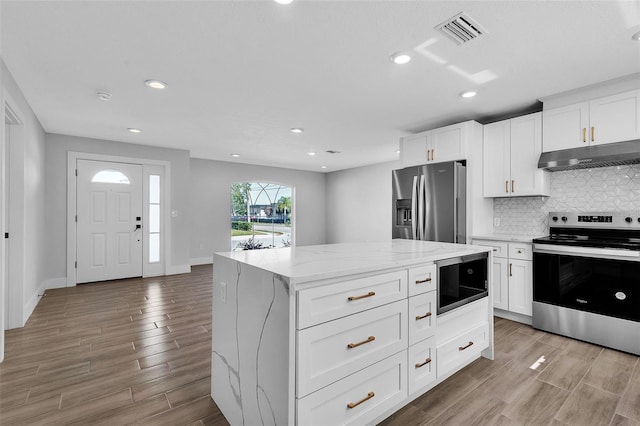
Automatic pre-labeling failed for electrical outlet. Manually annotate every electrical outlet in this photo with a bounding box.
[494,217,501,227]
[220,282,227,304]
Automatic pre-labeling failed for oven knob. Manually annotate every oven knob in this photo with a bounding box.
[615,291,626,301]
[561,216,568,222]
[552,216,558,222]
[625,217,632,223]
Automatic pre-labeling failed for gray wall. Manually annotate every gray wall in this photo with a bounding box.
[189,158,327,261]
[45,134,191,279]
[325,161,398,244]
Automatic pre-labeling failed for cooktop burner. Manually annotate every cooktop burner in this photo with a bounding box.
[532,212,640,250]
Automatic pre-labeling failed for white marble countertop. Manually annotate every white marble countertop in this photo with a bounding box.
[471,233,545,243]
[214,239,491,284]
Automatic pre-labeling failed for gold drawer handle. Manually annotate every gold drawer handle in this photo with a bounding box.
[415,277,432,284]
[427,149,431,161]
[505,180,509,193]
[591,126,595,142]
[459,341,474,351]
[348,291,375,301]
[347,391,375,409]
[415,357,432,368]
[583,127,587,143]
[511,180,514,193]
[347,336,375,349]
[416,312,432,321]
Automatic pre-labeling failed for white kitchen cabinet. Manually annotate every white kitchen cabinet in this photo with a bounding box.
[483,112,550,197]
[543,89,640,152]
[472,239,533,321]
[400,121,471,167]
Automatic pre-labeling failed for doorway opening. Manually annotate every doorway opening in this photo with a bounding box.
[230,182,293,251]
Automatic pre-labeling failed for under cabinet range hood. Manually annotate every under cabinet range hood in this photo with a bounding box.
[538,139,640,171]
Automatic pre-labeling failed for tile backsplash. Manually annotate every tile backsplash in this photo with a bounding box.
[494,164,640,236]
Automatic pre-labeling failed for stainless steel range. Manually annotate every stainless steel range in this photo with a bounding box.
[532,212,640,355]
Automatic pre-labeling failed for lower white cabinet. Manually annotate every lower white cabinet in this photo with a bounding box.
[473,239,533,318]
[297,351,408,426]
[437,323,489,378]
[408,336,436,395]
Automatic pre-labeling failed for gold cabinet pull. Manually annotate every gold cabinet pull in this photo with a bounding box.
[415,277,432,284]
[347,391,375,409]
[509,263,512,276]
[431,149,435,161]
[347,336,375,349]
[459,341,474,351]
[427,149,431,161]
[416,312,432,321]
[591,126,595,142]
[583,127,587,143]
[511,180,514,193]
[415,357,432,368]
[348,291,375,301]
[505,180,509,193]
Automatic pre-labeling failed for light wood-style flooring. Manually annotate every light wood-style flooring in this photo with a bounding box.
[0,265,638,425]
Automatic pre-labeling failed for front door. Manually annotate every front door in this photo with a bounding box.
[76,160,143,283]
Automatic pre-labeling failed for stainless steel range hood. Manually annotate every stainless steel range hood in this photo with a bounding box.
[538,139,640,171]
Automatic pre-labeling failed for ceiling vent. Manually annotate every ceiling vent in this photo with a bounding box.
[325,150,341,154]
[436,12,486,45]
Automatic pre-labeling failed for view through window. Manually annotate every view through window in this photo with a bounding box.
[231,182,292,251]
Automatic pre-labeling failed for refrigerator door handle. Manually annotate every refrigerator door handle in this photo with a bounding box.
[418,174,426,240]
[411,176,418,239]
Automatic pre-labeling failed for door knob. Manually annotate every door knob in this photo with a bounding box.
[134,224,141,231]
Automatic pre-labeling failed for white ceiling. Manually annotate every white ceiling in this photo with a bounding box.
[2,1,640,172]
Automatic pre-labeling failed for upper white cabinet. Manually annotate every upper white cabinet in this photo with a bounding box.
[543,89,640,152]
[483,112,550,197]
[400,122,469,167]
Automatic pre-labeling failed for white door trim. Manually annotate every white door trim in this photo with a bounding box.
[67,151,172,287]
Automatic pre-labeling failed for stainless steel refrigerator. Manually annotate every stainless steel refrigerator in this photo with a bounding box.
[392,161,466,243]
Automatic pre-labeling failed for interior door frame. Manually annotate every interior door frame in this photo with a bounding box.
[67,152,171,287]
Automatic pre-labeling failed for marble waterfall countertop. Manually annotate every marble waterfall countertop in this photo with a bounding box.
[214,239,491,285]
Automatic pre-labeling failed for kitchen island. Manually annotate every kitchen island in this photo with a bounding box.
[211,240,493,426]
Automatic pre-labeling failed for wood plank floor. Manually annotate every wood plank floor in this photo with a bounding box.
[1,265,638,425]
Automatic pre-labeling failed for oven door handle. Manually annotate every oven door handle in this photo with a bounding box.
[533,244,640,259]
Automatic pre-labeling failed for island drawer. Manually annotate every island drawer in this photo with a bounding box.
[407,264,437,296]
[408,291,436,345]
[472,239,508,258]
[297,351,407,426]
[297,271,407,329]
[297,300,408,397]
[436,322,488,379]
[408,336,436,395]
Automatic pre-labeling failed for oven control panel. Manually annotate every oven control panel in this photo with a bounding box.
[549,212,640,229]
[578,215,612,223]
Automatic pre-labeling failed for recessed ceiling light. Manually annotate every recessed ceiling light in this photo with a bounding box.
[290,128,304,134]
[145,80,168,90]
[459,90,477,99]
[633,30,640,41]
[274,0,294,4]
[396,150,401,154]
[231,153,240,158]
[321,166,327,169]
[127,128,142,133]
[390,52,412,65]
[308,152,316,156]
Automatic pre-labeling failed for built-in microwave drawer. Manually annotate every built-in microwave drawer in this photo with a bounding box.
[509,243,532,261]
[407,264,436,296]
[297,351,407,426]
[408,291,436,345]
[297,300,408,397]
[297,271,407,329]
[408,336,436,395]
[437,322,488,379]
[472,239,508,258]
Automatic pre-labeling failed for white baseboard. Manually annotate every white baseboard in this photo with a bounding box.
[23,277,67,325]
[166,264,191,275]
[494,308,532,325]
[191,256,213,266]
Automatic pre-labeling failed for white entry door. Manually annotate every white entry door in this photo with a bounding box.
[76,160,143,283]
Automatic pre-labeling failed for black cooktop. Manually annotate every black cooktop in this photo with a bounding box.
[532,227,640,250]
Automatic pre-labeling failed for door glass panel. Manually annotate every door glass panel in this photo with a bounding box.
[149,233,160,263]
[149,204,160,233]
[149,175,160,204]
[91,170,130,184]
[148,174,161,263]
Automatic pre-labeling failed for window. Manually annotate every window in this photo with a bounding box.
[148,175,160,263]
[231,182,292,251]
[91,170,130,184]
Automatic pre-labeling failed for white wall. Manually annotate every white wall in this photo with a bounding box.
[325,161,399,244]
[1,60,48,331]
[189,158,326,263]
[45,134,192,279]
